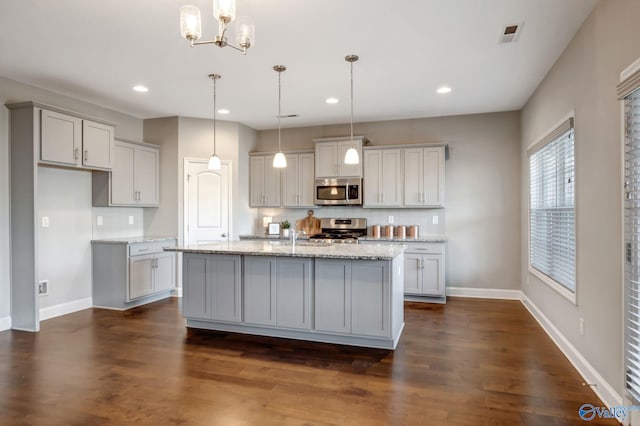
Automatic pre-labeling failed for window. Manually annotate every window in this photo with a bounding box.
[528,117,576,297]
[621,58,640,403]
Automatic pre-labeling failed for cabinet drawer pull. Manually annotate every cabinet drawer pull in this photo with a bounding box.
[137,248,149,252]
[414,248,430,251]
[84,150,88,162]
[74,148,79,160]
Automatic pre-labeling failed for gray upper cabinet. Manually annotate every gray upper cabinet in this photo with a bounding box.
[282,152,315,208]
[93,139,160,207]
[403,146,445,207]
[40,108,114,171]
[313,136,366,178]
[249,154,281,207]
[363,148,403,207]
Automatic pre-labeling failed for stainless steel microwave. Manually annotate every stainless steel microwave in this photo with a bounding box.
[314,178,362,205]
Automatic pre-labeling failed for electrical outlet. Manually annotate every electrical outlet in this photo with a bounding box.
[579,318,585,336]
[97,216,103,226]
[129,216,134,225]
[38,280,49,296]
[432,215,439,225]
[41,216,49,228]
[388,216,394,224]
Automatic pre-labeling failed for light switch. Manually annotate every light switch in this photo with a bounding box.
[42,216,49,228]
[97,216,103,226]
[388,216,394,224]
[128,216,134,225]
[432,215,439,225]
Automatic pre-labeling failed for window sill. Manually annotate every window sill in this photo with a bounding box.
[528,266,577,305]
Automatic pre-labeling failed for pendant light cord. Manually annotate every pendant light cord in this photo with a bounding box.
[278,69,282,152]
[213,76,217,155]
[350,59,354,142]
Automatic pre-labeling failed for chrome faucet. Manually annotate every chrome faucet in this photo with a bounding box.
[290,229,297,247]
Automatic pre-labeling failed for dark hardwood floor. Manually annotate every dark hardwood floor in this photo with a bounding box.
[0,297,616,425]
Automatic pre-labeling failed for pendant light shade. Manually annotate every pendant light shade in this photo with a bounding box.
[273,65,287,168]
[273,152,287,168]
[208,154,221,170]
[344,54,360,165]
[344,147,359,164]
[208,73,222,170]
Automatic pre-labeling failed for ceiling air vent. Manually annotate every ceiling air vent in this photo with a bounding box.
[498,22,524,44]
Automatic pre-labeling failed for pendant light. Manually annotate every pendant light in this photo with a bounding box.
[273,65,287,168]
[208,73,222,170]
[344,54,360,165]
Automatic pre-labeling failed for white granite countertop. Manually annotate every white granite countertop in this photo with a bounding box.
[165,240,405,260]
[91,236,177,244]
[359,236,447,243]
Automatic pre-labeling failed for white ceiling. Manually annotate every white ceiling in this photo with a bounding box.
[0,0,597,130]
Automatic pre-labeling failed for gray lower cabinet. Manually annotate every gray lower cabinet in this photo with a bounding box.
[315,259,390,337]
[182,253,241,322]
[243,256,312,330]
[314,259,351,334]
[92,238,176,310]
[403,243,445,298]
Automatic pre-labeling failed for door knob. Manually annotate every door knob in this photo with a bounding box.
[221,233,228,238]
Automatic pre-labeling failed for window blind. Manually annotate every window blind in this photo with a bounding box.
[624,88,640,402]
[529,122,575,292]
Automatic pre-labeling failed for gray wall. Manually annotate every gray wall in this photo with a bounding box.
[520,0,640,395]
[256,111,522,290]
[0,75,144,324]
[143,116,257,243]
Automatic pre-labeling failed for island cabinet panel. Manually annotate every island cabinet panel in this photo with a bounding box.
[351,261,390,337]
[210,255,242,323]
[183,254,210,320]
[275,258,312,330]
[314,259,352,334]
[243,256,277,326]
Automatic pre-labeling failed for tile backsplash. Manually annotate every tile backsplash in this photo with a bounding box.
[254,206,445,237]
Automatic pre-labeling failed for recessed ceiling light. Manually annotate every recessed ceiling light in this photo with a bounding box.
[133,85,149,93]
[326,97,339,104]
[436,86,452,94]
[217,108,230,114]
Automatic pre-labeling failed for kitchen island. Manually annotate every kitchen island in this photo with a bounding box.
[166,241,405,349]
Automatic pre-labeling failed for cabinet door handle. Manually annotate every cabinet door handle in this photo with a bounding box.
[84,150,88,162]
[416,258,420,269]
[221,233,227,238]
[421,259,425,269]
[74,148,79,160]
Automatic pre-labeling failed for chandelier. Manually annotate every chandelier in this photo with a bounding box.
[180,0,255,55]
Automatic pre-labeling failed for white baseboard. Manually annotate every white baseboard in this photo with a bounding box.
[0,316,11,332]
[39,297,93,321]
[446,286,523,300]
[172,287,183,298]
[521,294,622,410]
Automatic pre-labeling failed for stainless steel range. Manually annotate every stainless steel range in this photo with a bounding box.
[309,218,367,244]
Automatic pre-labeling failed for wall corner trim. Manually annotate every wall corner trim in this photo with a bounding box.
[521,294,622,409]
[446,287,522,300]
[0,316,11,332]
[172,287,183,298]
[39,297,93,322]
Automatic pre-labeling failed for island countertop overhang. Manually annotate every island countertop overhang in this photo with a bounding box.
[165,240,405,261]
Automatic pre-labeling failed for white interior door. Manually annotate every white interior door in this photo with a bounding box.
[185,160,231,245]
